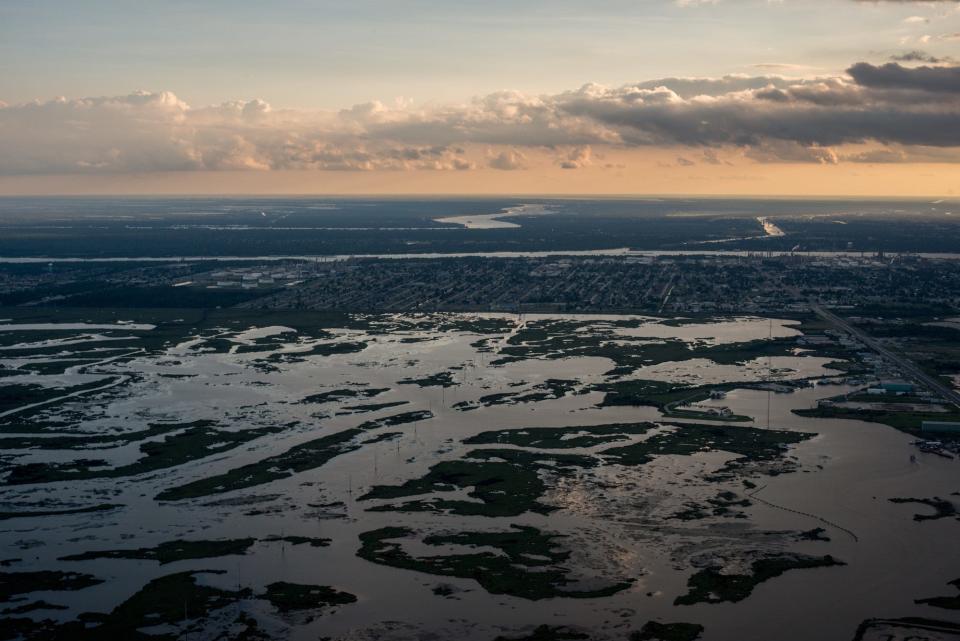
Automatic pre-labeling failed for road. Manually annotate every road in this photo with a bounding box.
[811,303,960,409]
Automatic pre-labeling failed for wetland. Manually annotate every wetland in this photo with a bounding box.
[0,309,957,640]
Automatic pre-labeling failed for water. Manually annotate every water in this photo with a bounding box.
[435,204,555,229]
[0,313,956,640]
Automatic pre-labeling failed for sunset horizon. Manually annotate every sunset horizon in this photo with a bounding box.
[3,1,960,197]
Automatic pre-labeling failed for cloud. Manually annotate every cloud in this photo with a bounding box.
[631,74,795,99]
[555,69,960,150]
[701,149,728,165]
[744,141,839,165]
[890,50,954,63]
[847,61,960,92]
[487,149,527,170]
[0,92,475,174]
[751,63,814,71]
[558,146,593,169]
[3,60,960,175]
[0,91,199,174]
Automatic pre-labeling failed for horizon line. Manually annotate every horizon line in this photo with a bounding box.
[0,193,955,201]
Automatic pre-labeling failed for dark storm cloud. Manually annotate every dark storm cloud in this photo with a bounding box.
[556,86,960,148]
[847,62,960,93]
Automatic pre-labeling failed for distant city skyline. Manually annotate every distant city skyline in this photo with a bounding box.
[2,0,960,196]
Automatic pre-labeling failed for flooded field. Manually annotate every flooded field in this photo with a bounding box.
[0,311,957,641]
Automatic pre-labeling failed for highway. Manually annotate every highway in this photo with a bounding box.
[811,303,960,409]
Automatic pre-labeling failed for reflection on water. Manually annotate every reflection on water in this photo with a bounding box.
[757,216,786,237]
[434,204,554,229]
[0,313,956,641]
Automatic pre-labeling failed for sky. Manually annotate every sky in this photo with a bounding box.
[1,0,959,196]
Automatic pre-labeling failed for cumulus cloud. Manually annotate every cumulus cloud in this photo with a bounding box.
[0,91,198,174]
[487,149,527,170]
[558,146,593,169]
[3,60,960,174]
[555,67,960,150]
[0,92,477,174]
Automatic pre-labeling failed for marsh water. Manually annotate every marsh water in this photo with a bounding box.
[0,313,957,640]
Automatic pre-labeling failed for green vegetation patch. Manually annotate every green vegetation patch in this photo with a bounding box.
[337,401,408,414]
[794,406,960,436]
[437,316,517,334]
[493,625,590,641]
[2,600,68,615]
[602,422,812,476]
[0,569,286,640]
[357,525,631,600]
[0,570,103,603]
[675,554,844,605]
[0,378,120,420]
[59,538,256,565]
[6,423,284,485]
[357,410,433,429]
[455,379,581,411]
[597,380,786,417]
[889,497,959,522]
[597,379,691,408]
[0,420,213,451]
[796,528,831,542]
[267,340,368,361]
[0,503,120,521]
[13,359,118,376]
[631,621,704,641]
[300,387,389,404]
[155,413,416,500]
[365,422,804,517]
[65,570,245,640]
[157,428,362,501]
[493,318,800,373]
[361,449,594,517]
[464,422,653,449]
[260,581,356,613]
[398,371,457,388]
